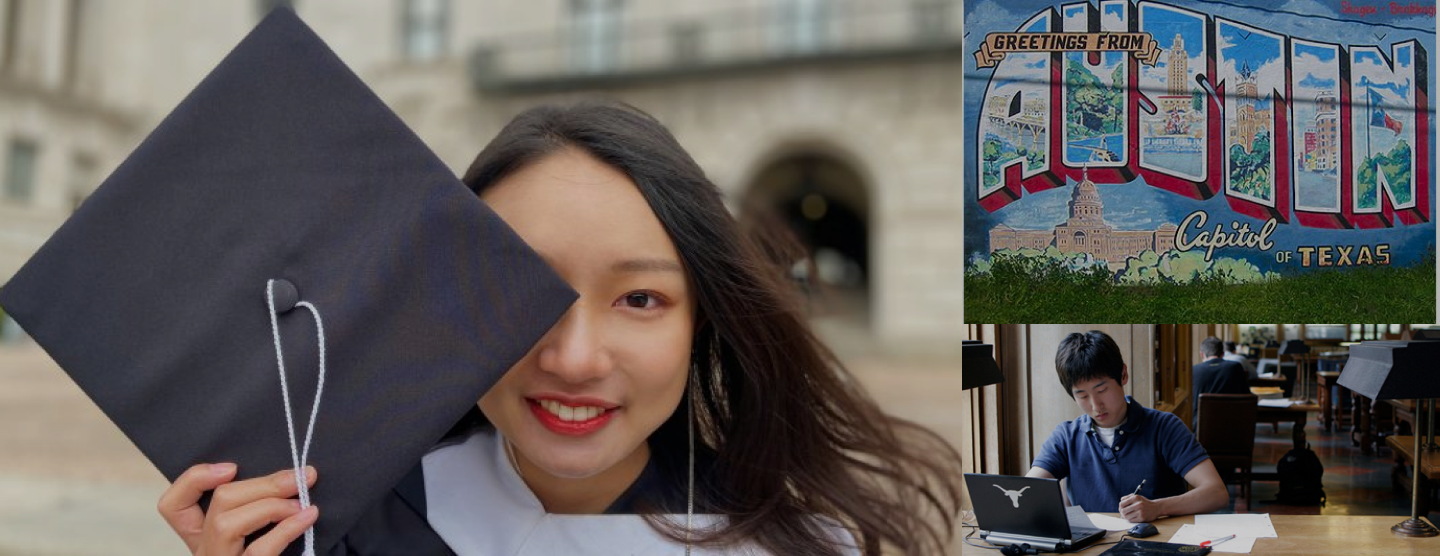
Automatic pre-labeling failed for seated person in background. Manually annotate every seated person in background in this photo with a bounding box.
[1027,331,1229,523]
[1194,337,1252,428]
[1223,341,1257,379]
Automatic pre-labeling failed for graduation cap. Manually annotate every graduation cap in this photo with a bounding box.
[0,8,575,555]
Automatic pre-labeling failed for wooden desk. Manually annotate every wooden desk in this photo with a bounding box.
[1255,361,1296,396]
[1256,403,1321,450]
[1354,394,1397,455]
[1250,376,1289,388]
[1316,370,1348,431]
[1249,385,1289,433]
[1248,403,1319,482]
[1068,514,1440,555]
[1388,399,1424,437]
[1386,435,1440,516]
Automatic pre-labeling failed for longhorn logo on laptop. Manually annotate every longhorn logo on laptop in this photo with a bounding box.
[993,484,1029,508]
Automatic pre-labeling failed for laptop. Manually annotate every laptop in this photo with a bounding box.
[965,474,1106,552]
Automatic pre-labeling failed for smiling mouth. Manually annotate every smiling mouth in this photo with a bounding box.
[527,398,616,436]
[536,399,609,421]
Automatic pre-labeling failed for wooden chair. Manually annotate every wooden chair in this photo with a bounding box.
[1197,393,1259,503]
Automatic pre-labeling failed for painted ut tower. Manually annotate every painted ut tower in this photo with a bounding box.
[1169,34,1188,97]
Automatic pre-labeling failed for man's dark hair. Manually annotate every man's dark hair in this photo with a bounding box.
[1200,337,1224,358]
[1055,331,1126,397]
[1224,341,1238,354]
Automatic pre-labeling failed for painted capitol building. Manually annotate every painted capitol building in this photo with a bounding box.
[989,169,1177,269]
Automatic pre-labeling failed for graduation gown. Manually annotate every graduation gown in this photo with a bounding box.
[330,422,855,555]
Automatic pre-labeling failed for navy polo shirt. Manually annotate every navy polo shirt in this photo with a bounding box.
[1031,396,1209,513]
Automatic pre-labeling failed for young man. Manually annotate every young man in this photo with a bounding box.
[1193,337,1251,428]
[1222,341,1257,378]
[1026,331,1229,523]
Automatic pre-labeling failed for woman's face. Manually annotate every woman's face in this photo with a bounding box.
[478,147,694,481]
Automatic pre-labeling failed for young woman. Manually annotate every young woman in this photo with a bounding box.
[159,101,964,555]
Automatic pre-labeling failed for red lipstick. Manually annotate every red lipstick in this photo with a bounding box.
[527,398,615,436]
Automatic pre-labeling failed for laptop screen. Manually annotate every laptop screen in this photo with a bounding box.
[965,473,1075,540]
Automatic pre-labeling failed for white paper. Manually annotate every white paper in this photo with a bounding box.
[1166,524,1257,554]
[1256,399,1295,408]
[1085,513,1135,531]
[1193,513,1279,538]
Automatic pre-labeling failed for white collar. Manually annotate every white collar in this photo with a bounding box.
[422,429,764,555]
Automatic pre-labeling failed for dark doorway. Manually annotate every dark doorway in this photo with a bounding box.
[742,153,870,323]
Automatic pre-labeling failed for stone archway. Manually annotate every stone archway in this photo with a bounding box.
[740,152,871,326]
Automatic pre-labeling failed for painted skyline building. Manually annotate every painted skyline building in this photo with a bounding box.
[1230,63,1272,153]
[989,167,1177,269]
[1303,91,1340,172]
[1158,34,1191,114]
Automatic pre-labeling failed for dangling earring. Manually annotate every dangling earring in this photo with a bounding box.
[685,370,695,556]
[684,332,718,554]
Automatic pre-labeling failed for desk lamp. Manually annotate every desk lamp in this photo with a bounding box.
[1279,339,1311,402]
[961,340,1005,529]
[963,340,1006,390]
[1407,329,1440,450]
[1337,340,1440,537]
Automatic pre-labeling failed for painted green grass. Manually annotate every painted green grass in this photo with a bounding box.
[965,253,1436,323]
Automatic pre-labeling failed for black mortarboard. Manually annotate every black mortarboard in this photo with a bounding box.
[0,8,574,555]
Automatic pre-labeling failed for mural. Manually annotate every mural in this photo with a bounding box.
[965,0,1436,284]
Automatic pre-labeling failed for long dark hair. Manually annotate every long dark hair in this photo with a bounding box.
[462,100,963,556]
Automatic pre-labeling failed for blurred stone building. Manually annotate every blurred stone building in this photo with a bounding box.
[0,0,963,356]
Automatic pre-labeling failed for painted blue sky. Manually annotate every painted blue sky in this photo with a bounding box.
[1353,43,1416,103]
[1356,51,1385,66]
[1218,21,1283,70]
[1294,42,1336,63]
[1292,41,1340,97]
[966,0,1436,29]
[994,76,1040,91]
[1299,74,1335,89]
[1141,4,1205,58]
[1361,78,1412,103]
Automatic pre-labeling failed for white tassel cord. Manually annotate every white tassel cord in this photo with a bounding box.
[266,279,327,556]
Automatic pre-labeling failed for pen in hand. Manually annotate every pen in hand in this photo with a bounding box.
[1131,479,1146,496]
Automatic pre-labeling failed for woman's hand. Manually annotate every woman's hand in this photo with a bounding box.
[157,463,319,555]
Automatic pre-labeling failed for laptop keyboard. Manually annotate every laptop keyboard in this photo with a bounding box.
[1070,526,1103,538]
